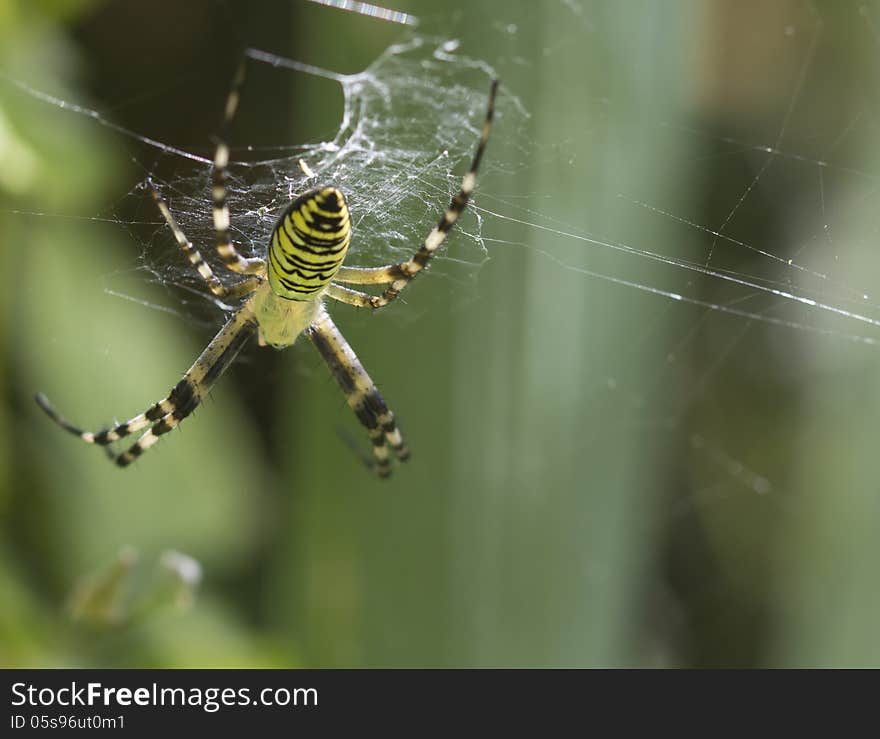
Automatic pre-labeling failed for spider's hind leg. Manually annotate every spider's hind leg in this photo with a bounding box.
[36,305,257,467]
[307,306,409,478]
[35,391,172,448]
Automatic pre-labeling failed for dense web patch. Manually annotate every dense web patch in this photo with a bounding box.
[135,36,513,311]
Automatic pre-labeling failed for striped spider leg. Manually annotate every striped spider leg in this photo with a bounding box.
[146,177,263,301]
[37,309,257,466]
[212,60,267,277]
[325,78,498,310]
[308,306,409,477]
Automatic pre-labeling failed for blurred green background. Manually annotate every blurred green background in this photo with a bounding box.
[2,0,879,667]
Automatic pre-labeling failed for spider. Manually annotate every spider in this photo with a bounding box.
[35,65,498,477]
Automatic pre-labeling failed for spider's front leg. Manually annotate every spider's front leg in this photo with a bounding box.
[307,306,408,477]
[327,78,498,311]
[146,177,261,300]
[211,60,267,277]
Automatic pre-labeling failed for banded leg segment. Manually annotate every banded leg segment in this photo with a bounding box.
[147,178,260,300]
[324,283,377,309]
[334,264,405,286]
[213,61,266,276]
[307,306,408,477]
[36,303,258,467]
[332,79,498,308]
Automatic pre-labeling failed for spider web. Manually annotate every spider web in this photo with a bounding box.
[120,35,516,314]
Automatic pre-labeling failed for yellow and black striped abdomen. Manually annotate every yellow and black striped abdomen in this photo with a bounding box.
[268,186,351,301]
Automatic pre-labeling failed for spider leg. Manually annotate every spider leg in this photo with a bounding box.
[333,265,403,286]
[212,60,266,277]
[36,304,257,467]
[307,306,409,477]
[146,178,260,299]
[324,283,379,308]
[332,79,498,307]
